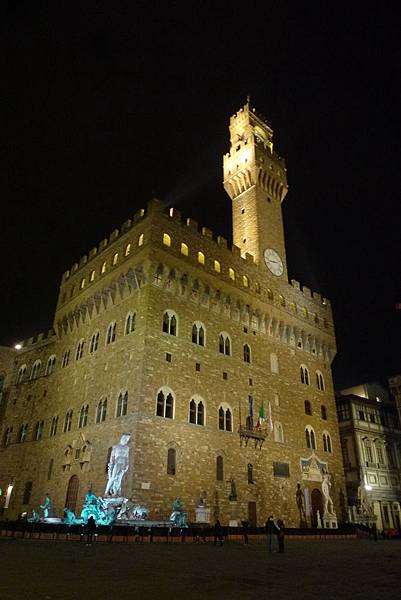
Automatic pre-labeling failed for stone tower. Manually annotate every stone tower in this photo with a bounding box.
[223,100,288,276]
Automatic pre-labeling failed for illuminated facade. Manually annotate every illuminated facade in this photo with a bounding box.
[336,382,401,531]
[0,102,345,526]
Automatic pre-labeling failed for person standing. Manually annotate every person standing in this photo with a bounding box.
[85,515,97,546]
[265,515,279,552]
[277,518,285,553]
[214,519,224,546]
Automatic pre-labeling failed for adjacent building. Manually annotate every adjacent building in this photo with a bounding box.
[336,382,401,531]
[0,101,345,527]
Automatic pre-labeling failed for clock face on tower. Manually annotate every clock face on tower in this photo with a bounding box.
[264,248,284,276]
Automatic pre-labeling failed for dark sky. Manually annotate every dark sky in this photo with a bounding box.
[2,2,400,389]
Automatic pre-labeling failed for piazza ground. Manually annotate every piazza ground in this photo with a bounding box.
[0,537,400,599]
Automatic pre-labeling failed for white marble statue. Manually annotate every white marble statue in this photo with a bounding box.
[105,434,131,496]
[322,472,334,515]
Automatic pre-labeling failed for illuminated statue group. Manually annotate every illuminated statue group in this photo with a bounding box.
[29,434,151,527]
[62,489,118,526]
[169,497,188,527]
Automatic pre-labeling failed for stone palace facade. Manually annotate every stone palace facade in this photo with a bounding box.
[0,102,345,527]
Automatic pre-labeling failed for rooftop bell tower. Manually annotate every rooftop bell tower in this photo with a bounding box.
[223,100,288,278]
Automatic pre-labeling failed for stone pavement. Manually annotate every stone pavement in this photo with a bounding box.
[0,537,400,600]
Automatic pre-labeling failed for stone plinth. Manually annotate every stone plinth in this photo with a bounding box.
[195,506,211,524]
[323,512,338,529]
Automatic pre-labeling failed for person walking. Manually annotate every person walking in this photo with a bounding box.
[277,518,285,553]
[265,515,279,552]
[214,519,224,546]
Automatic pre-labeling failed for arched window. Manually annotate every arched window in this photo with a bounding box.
[125,312,136,335]
[304,400,312,416]
[300,365,310,385]
[243,344,251,363]
[50,416,59,437]
[46,355,56,375]
[4,426,13,446]
[75,339,85,361]
[31,360,41,380]
[22,481,33,505]
[17,365,27,384]
[64,410,73,433]
[323,432,332,453]
[153,264,163,286]
[279,295,286,306]
[78,405,89,428]
[61,350,71,368]
[116,391,128,417]
[19,423,28,443]
[163,233,171,247]
[321,405,327,420]
[90,269,96,282]
[305,426,316,450]
[96,398,107,423]
[112,253,119,266]
[181,243,188,256]
[316,371,325,391]
[219,333,231,356]
[106,322,117,345]
[162,310,177,336]
[156,388,174,419]
[270,353,279,374]
[216,456,224,481]
[138,233,144,247]
[34,421,44,441]
[214,260,221,273]
[247,463,254,484]
[198,251,205,265]
[267,288,274,300]
[243,275,249,288]
[125,242,132,257]
[167,448,176,475]
[101,261,107,274]
[189,397,205,426]
[89,332,100,353]
[228,267,235,281]
[274,422,284,443]
[192,322,205,346]
[218,404,233,431]
[80,278,86,290]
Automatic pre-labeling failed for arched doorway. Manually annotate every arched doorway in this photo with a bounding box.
[311,488,323,528]
[65,475,79,512]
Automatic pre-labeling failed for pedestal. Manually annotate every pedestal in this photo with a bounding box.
[229,501,239,527]
[195,506,211,524]
[323,512,338,529]
[43,517,62,524]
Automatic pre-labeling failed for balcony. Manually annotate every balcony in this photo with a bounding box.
[238,425,267,449]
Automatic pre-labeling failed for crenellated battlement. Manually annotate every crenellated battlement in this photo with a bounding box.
[59,197,331,326]
[14,328,55,352]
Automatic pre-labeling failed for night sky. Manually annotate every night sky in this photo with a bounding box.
[2,3,400,389]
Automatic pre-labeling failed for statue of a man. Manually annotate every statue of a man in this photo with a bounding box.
[105,434,131,496]
[296,483,306,518]
[40,494,53,519]
[229,479,237,501]
[322,473,334,515]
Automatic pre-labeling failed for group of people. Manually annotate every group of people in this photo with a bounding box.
[212,516,285,552]
[265,515,285,553]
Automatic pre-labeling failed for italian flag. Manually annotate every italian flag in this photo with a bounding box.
[256,402,265,428]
